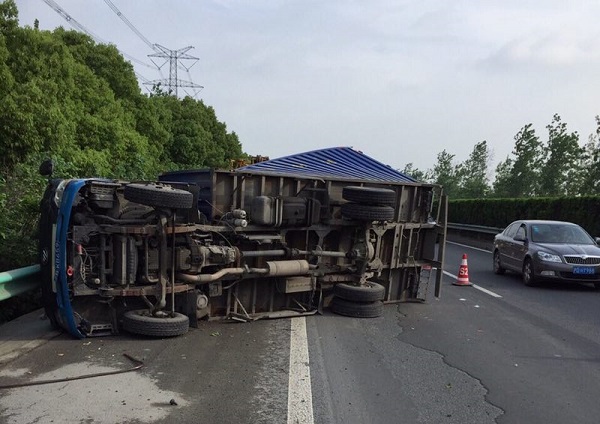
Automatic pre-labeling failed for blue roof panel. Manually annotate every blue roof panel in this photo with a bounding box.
[236,147,416,183]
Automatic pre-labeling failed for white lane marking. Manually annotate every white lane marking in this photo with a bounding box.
[443,270,503,298]
[287,317,314,424]
[447,240,492,254]
[471,284,503,298]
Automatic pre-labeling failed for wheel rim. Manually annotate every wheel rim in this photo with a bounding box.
[523,260,532,283]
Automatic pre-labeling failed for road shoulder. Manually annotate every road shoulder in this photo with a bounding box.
[0,309,60,366]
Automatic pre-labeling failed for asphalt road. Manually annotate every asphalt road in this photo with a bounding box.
[1,241,599,423]
[414,242,600,424]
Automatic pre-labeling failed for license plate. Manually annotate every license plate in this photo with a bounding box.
[572,266,595,275]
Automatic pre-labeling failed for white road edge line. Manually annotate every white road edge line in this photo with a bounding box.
[446,240,492,254]
[287,316,314,424]
[442,270,503,298]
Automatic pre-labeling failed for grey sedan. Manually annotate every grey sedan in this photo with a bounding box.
[493,220,600,289]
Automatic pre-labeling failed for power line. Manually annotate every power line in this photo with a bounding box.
[102,0,155,51]
[101,0,203,97]
[41,0,155,74]
[42,0,106,43]
[42,0,204,98]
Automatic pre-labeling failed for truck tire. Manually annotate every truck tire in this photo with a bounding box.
[333,281,385,302]
[123,310,189,337]
[341,203,395,221]
[124,183,194,209]
[42,301,61,330]
[330,297,384,318]
[41,273,60,330]
[342,186,396,206]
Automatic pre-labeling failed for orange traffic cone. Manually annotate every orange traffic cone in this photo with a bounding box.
[453,253,473,286]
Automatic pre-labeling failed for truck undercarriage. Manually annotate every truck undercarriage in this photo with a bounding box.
[39,160,447,338]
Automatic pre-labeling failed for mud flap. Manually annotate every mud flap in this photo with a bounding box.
[176,290,199,328]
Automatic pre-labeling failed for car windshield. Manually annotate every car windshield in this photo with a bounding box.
[530,223,594,244]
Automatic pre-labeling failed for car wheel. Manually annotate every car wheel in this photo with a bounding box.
[333,281,386,302]
[493,250,506,275]
[522,258,537,287]
[123,310,189,337]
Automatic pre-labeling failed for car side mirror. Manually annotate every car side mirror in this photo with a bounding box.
[39,159,54,177]
[514,234,526,243]
[595,237,600,245]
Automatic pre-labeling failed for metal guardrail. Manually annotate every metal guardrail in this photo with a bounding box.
[0,224,502,302]
[0,265,41,301]
[447,223,503,235]
[446,222,504,251]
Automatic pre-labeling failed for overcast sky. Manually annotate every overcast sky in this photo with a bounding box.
[14,0,600,173]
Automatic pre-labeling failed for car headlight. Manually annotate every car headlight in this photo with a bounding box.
[537,251,562,263]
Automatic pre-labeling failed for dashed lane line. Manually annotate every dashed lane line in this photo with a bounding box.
[443,270,503,298]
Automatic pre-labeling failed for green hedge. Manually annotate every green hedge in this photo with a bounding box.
[448,197,600,236]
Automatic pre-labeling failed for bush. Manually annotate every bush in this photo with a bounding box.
[0,157,46,271]
[449,196,600,236]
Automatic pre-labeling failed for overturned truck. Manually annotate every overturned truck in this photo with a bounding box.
[38,147,448,338]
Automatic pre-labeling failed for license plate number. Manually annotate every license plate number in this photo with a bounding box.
[573,266,595,275]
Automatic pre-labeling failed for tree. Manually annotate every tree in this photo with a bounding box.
[490,124,543,198]
[400,163,428,182]
[457,140,491,198]
[579,116,600,195]
[538,114,582,196]
[430,150,460,198]
[150,95,242,171]
[0,0,18,36]
[55,28,140,101]
[508,124,544,196]
[0,6,246,269]
[490,156,513,198]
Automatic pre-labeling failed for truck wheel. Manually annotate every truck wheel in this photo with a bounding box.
[342,186,396,206]
[330,297,384,318]
[341,203,395,221]
[124,183,194,209]
[43,303,61,330]
[333,281,385,302]
[40,279,61,330]
[123,310,189,337]
[331,296,383,318]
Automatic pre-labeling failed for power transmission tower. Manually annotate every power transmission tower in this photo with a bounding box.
[102,0,203,98]
[146,45,203,97]
[44,0,204,98]
[42,0,155,91]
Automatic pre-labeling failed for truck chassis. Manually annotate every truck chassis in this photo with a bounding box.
[39,164,447,338]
